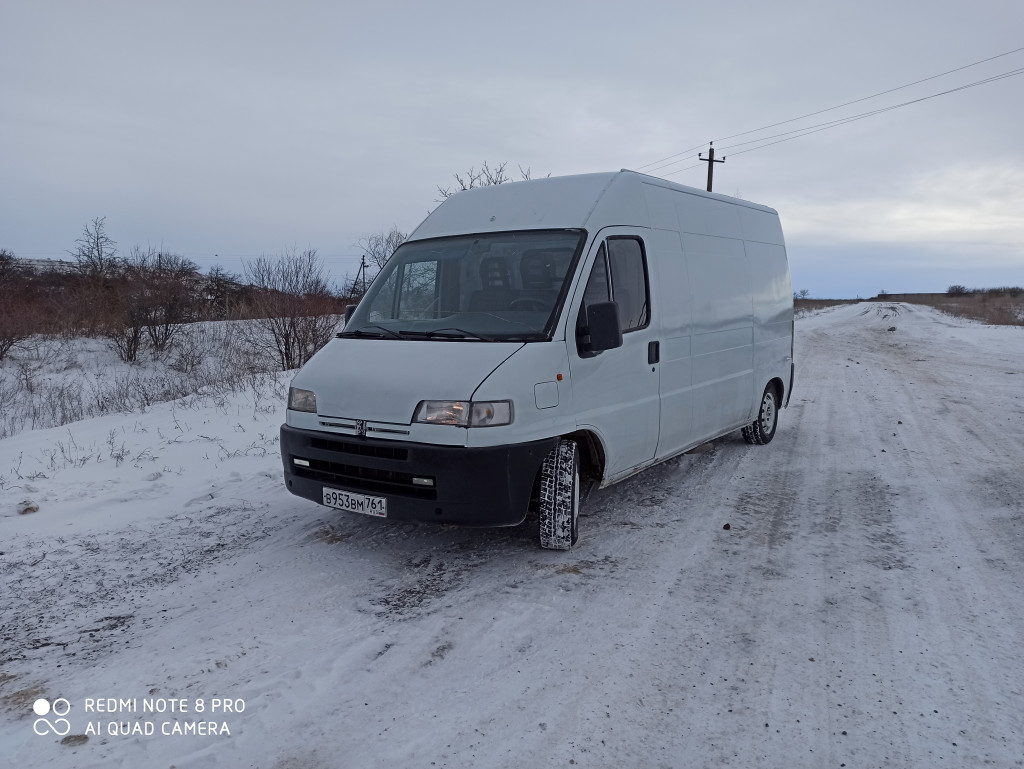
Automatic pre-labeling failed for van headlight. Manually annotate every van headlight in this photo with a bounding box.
[413,400,512,427]
[288,387,317,413]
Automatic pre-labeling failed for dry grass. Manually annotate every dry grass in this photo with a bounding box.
[874,289,1024,326]
[796,290,1024,327]
[794,298,860,317]
[1,683,46,715]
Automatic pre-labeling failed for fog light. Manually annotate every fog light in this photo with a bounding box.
[412,477,435,487]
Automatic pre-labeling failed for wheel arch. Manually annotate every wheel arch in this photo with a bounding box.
[564,429,606,490]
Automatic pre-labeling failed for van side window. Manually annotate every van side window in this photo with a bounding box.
[576,237,650,344]
[608,237,649,331]
[582,243,610,306]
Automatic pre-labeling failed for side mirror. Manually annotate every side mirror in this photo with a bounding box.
[581,301,623,353]
[345,304,358,324]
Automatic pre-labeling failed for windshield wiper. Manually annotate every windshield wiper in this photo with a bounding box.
[423,327,495,342]
[338,325,404,340]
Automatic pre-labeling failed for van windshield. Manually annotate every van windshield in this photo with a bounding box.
[342,229,586,341]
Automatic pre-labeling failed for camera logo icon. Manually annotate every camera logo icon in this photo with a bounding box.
[33,698,71,736]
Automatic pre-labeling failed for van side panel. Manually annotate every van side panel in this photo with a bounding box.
[684,233,755,440]
[737,206,785,246]
[645,227,694,459]
[675,193,744,239]
[747,240,794,397]
[584,180,652,231]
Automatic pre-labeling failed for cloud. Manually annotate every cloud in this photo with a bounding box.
[780,163,1024,252]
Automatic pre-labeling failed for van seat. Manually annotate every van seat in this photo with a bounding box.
[469,256,515,312]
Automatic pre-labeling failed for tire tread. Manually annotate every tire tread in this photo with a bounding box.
[539,439,579,550]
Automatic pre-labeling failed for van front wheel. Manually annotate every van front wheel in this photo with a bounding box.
[538,439,580,550]
[743,385,779,445]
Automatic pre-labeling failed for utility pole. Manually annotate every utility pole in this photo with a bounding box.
[699,142,725,192]
[357,255,367,295]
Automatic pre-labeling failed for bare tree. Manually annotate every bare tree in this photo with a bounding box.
[346,226,408,299]
[71,216,119,279]
[358,226,408,272]
[67,216,120,333]
[240,249,339,370]
[203,265,244,320]
[435,161,544,202]
[124,247,201,352]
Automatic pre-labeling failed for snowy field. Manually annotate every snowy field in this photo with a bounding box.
[2,302,1023,768]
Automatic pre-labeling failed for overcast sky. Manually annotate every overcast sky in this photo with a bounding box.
[2,0,1022,298]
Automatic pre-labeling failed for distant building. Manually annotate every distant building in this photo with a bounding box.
[16,258,76,274]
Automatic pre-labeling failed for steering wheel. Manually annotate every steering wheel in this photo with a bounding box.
[509,297,551,312]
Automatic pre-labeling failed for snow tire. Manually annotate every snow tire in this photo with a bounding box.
[538,438,580,551]
[742,384,779,445]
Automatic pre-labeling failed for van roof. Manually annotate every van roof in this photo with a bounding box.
[409,169,780,242]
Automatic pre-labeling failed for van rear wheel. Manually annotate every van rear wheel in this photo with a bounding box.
[538,439,580,550]
[742,385,779,445]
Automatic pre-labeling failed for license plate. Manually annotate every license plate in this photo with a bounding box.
[322,487,388,517]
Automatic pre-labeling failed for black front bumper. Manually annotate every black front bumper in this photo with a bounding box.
[280,424,558,527]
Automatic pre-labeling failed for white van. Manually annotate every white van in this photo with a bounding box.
[281,170,794,549]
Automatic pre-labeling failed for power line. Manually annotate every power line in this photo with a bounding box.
[636,45,1024,175]
[656,63,1024,177]
[713,45,1024,146]
[719,66,1024,156]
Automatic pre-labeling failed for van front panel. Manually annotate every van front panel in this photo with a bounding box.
[281,425,556,526]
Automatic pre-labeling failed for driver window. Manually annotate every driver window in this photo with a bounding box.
[576,238,649,335]
[576,243,609,340]
[608,237,649,331]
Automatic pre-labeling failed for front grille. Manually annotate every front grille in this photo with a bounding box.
[293,457,435,500]
[309,437,408,461]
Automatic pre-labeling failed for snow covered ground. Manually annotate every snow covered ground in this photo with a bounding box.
[1,302,1023,768]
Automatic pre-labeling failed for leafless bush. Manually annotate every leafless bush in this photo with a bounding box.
[123,247,202,353]
[240,249,340,370]
[0,250,45,362]
[13,334,71,366]
[199,266,246,320]
[43,383,86,427]
[168,325,209,376]
[102,315,146,363]
[0,319,288,439]
[15,359,42,394]
[93,247,202,362]
[0,376,18,421]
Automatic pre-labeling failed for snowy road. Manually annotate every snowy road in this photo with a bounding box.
[2,303,1023,768]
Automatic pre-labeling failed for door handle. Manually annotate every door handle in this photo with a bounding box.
[648,340,660,365]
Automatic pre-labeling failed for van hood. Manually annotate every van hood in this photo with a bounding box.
[294,338,524,424]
